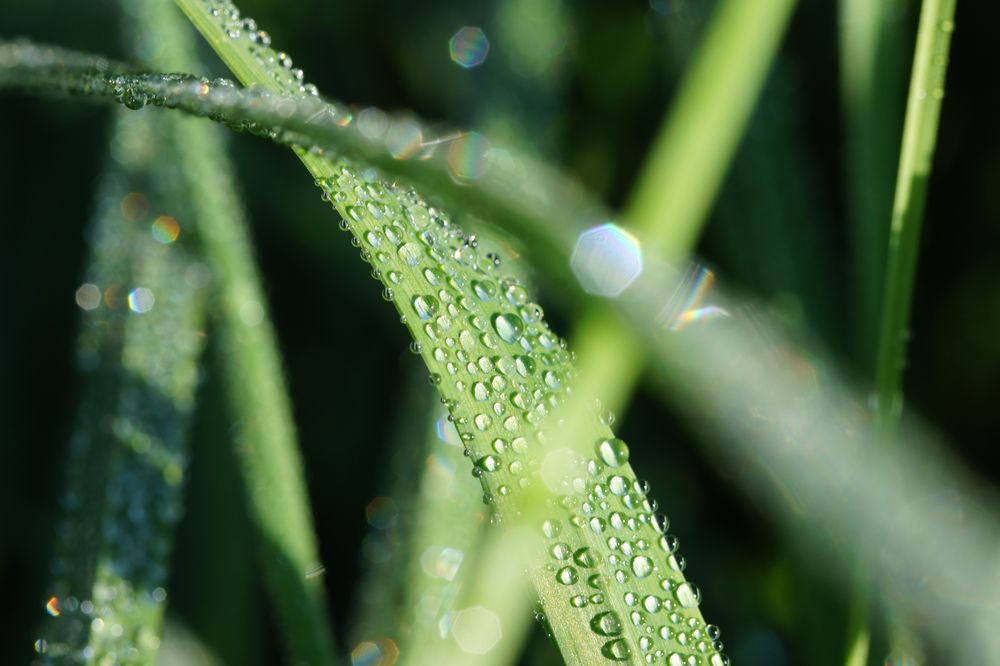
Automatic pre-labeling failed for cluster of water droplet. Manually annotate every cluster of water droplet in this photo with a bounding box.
[308,161,726,663]
[193,3,728,662]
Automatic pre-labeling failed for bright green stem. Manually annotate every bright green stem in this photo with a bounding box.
[571,0,798,419]
[174,2,724,664]
[139,1,337,663]
[849,2,956,663]
[627,0,798,259]
[874,0,956,426]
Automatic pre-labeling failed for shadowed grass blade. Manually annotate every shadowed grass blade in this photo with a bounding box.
[121,0,337,662]
[36,105,207,663]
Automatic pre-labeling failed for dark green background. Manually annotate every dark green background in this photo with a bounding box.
[1,0,997,664]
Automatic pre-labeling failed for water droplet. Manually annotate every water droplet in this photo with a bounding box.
[596,438,630,467]
[557,566,579,585]
[398,242,423,266]
[477,455,500,473]
[491,312,524,344]
[675,582,701,608]
[601,638,632,661]
[590,611,623,637]
[631,555,653,578]
[413,294,440,320]
[574,547,596,568]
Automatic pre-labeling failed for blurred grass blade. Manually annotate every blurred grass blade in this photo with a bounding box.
[840,0,910,371]
[570,0,797,435]
[125,1,337,663]
[874,0,956,425]
[349,376,489,665]
[36,107,207,663]
[628,0,798,260]
[851,0,957,662]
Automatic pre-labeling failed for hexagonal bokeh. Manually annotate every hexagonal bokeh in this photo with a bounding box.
[449,26,490,68]
[452,606,502,654]
[570,223,643,297]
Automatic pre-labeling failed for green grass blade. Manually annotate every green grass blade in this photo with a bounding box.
[840,0,910,372]
[874,0,956,425]
[170,1,729,663]
[350,394,490,666]
[569,0,798,443]
[127,2,337,663]
[36,106,207,663]
[627,0,798,259]
[849,1,957,662]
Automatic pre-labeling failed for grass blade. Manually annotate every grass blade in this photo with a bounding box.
[170,1,729,663]
[874,0,956,425]
[123,1,338,662]
[36,106,207,663]
[840,0,910,372]
[846,1,958,662]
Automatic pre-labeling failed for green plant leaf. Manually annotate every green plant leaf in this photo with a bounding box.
[36,105,207,665]
[170,1,729,664]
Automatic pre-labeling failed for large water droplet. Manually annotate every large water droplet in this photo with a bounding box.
[491,312,524,344]
[675,582,701,608]
[590,611,622,637]
[412,294,440,320]
[601,638,632,662]
[631,555,653,578]
[557,566,578,585]
[398,242,422,266]
[596,437,629,467]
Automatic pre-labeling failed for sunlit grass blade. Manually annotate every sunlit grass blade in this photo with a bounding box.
[847,1,958,662]
[36,106,207,663]
[4,5,986,663]
[121,1,337,662]
[874,0,956,426]
[170,1,729,664]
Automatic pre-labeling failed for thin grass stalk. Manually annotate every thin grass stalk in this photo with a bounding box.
[128,1,337,662]
[846,1,957,662]
[840,0,910,373]
[873,0,956,426]
[569,0,798,428]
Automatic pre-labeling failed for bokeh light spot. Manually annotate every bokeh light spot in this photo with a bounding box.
[75,283,101,311]
[447,132,490,182]
[449,26,490,68]
[151,215,181,244]
[385,120,423,159]
[365,496,399,529]
[452,606,502,654]
[127,287,155,314]
[420,545,464,581]
[570,223,643,297]
[45,597,60,617]
[120,192,149,221]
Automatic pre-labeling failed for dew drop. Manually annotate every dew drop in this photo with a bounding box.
[557,566,579,585]
[398,242,422,266]
[675,582,701,609]
[601,638,632,662]
[590,611,623,637]
[596,437,630,467]
[491,312,524,344]
[412,294,440,320]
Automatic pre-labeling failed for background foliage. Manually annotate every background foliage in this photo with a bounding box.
[1,0,998,664]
